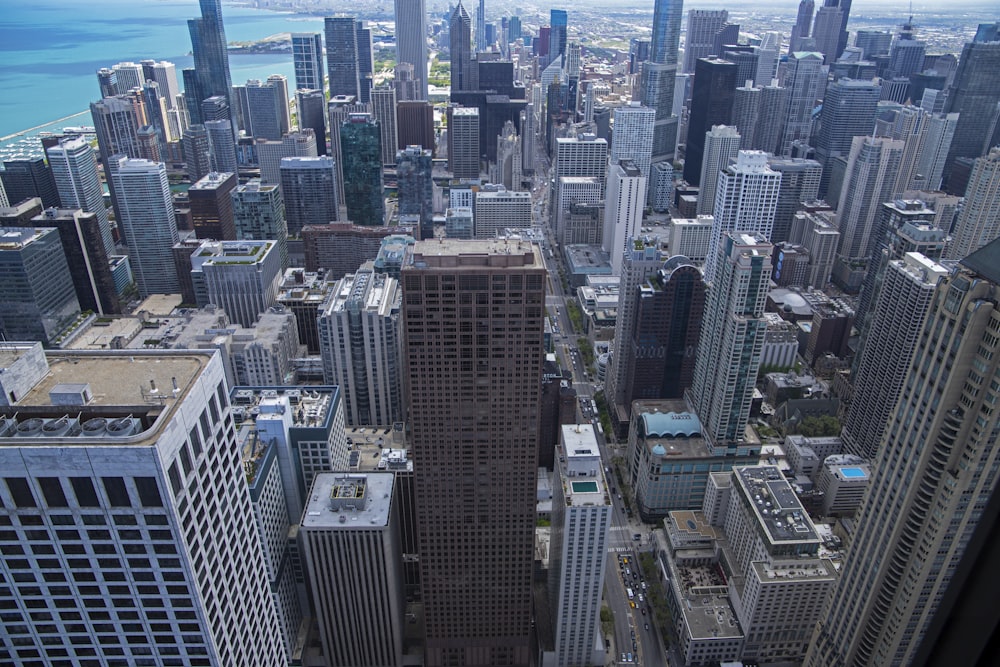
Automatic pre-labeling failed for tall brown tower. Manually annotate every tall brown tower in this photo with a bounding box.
[402,239,546,667]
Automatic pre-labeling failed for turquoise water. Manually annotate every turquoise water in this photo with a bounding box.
[0,0,326,139]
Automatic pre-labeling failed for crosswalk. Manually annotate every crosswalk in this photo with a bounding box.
[608,546,632,553]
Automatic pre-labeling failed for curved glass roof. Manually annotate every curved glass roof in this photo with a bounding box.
[642,411,702,438]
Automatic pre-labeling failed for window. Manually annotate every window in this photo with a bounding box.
[69,478,100,507]
[37,478,67,507]
[101,478,130,507]
[5,478,36,508]
[134,478,162,508]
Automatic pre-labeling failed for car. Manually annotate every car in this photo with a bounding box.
[633,533,642,541]
[641,608,646,616]
[630,601,636,609]
[638,594,644,602]
[621,653,626,663]
[626,653,633,663]
[625,568,630,576]
[641,582,648,590]
[644,623,649,631]
[630,630,635,639]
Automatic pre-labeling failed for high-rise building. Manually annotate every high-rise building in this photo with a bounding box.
[189,171,237,241]
[296,88,328,155]
[604,160,648,276]
[0,347,288,663]
[946,147,1000,260]
[814,78,881,194]
[397,100,436,154]
[292,33,325,91]
[842,252,948,460]
[622,257,705,407]
[449,106,480,179]
[640,61,680,164]
[0,157,59,212]
[394,62,421,102]
[690,232,772,445]
[684,10,729,73]
[107,156,179,296]
[234,77,290,140]
[779,52,828,156]
[555,177,602,245]
[257,129,318,186]
[370,86,399,166]
[328,95,367,202]
[549,425,612,667]
[279,156,339,236]
[835,136,905,261]
[811,3,844,64]
[0,227,81,345]
[704,151,781,284]
[450,3,474,93]
[684,57,738,185]
[552,134,609,221]
[300,473,404,667]
[394,0,428,99]
[912,111,958,192]
[183,124,213,183]
[204,119,238,175]
[339,113,384,226]
[610,102,655,178]
[732,84,761,149]
[45,137,114,257]
[696,125,741,216]
[402,239,544,667]
[193,239,283,327]
[141,59,180,108]
[25,208,121,316]
[790,0,815,53]
[318,263,403,426]
[187,0,237,134]
[650,0,684,67]
[232,179,288,269]
[549,9,568,61]
[767,157,822,244]
[90,96,141,163]
[396,145,434,236]
[942,29,1000,191]
[805,238,1000,667]
[325,17,373,103]
[474,186,531,237]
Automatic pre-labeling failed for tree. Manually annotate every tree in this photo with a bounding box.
[798,415,841,437]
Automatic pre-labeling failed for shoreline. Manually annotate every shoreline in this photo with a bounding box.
[0,111,92,144]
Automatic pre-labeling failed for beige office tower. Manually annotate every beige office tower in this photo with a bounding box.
[299,472,404,667]
[402,239,546,667]
[805,237,1000,666]
[0,345,285,664]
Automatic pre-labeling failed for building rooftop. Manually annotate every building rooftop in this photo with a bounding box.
[633,399,714,460]
[407,238,542,268]
[230,386,339,430]
[301,472,394,529]
[0,227,51,249]
[0,350,211,446]
[735,466,819,545]
[189,172,235,191]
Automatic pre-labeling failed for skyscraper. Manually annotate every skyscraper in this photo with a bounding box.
[449,3,474,93]
[779,52,828,156]
[257,129,318,186]
[183,124,213,183]
[814,78,881,194]
[396,145,434,236]
[394,0,428,99]
[650,0,684,67]
[0,227,81,345]
[946,147,1000,260]
[449,106,480,179]
[690,232,772,445]
[610,102,655,177]
[232,179,288,269]
[0,157,59,211]
[402,239,544,667]
[549,426,611,667]
[300,473,405,667]
[0,347,286,664]
[835,136,905,261]
[339,113,385,226]
[943,31,1000,192]
[684,57,738,185]
[292,32,325,91]
[326,17,373,103]
[790,0,815,53]
[767,156,822,244]
[189,171,237,240]
[841,251,947,460]
[371,86,400,166]
[204,119,238,175]
[704,151,781,285]
[279,156,339,236]
[234,76,290,140]
[90,96,141,165]
[621,256,705,405]
[805,238,1000,666]
[318,263,403,426]
[811,3,844,64]
[549,9,568,61]
[476,0,488,52]
[696,125,741,216]
[196,239,283,327]
[296,88,328,156]
[640,61,681,164]
[188,0,236,135]
[684,10,729,73]
[604,161,648,276]
[107,156,180,296]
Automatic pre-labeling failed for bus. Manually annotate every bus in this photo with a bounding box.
[626,588,634,600]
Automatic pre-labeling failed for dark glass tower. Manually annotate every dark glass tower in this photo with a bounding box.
[396,145,434,239]
[683,57,738,185]
[339,114,384,226]
[549,10,568,60]
[449,2,473,93]
[187,0,236,135]
[325,18,373,104]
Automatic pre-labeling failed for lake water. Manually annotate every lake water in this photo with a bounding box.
[0,0,328,140]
